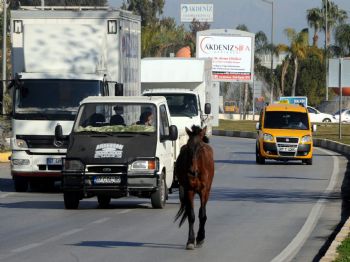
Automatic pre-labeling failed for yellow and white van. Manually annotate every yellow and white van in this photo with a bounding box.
[255,103,316,165]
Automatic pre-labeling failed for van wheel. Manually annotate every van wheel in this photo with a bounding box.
[151,174,166,209]
[14,176,28,192]
[256,146,265,164]
[303,158,313,165]
[97,195,111,208]
[64,191,80,209]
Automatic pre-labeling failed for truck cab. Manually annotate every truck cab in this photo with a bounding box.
[256,103,316,165]
[62,96,178,209]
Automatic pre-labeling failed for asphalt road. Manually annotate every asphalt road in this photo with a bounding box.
[0,136,348,262]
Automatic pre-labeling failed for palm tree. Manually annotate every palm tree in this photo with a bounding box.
[284,28,309,96]
[322,0,348,46]
[334,24,350,57]
[306,8,323,47]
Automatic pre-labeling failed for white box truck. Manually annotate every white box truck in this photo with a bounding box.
[141,57,213,162]
[10,7,141,192]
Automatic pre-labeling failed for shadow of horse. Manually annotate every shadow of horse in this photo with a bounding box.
[174,125,214,250]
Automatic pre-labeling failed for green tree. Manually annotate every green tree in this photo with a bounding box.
[334,24,350,56]
[306,8,323,47]
[186,19,210,56]
[284,28,309,96]
[122,0,164,26]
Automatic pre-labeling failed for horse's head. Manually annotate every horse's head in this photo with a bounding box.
[185,125,209,144]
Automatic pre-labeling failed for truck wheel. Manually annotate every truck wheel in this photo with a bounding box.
[14,176,28,192]
[151,174,166,209]
[97,195,111,208]
[256,146,265,164]
[303,158,313,165]
[64,191,80,209]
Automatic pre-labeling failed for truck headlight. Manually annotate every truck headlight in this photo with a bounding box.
[16,139,28,148]
[301,135,312,143]
[12,159,30,165]
[130,159,158,171]
[63,159,84,172]
[263,133,274,142]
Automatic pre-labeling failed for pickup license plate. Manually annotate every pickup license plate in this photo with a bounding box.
[94,176,121,184]
[279,147,296,152]
[47,158,62,165]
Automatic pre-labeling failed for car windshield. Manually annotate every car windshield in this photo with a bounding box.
[334,109,348,115]
[73,103,157,133]
[264,111,309,130]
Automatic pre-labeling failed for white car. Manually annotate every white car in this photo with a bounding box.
[333,109,350,123]
[307,106,335,123]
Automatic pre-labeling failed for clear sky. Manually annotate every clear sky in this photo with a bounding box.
[108,0,350,45]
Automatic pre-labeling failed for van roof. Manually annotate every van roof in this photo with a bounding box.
[265,103,307,113]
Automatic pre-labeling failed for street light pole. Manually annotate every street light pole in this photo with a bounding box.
[2,0,7,114]
[262,0,274,104]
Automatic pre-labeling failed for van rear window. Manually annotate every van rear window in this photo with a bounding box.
[264,111,309,130]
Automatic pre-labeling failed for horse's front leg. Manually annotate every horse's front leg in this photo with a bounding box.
[196,191,208,247]
[186,191,196,250]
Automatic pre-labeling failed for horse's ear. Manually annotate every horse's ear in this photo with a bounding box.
[185,127,191,136]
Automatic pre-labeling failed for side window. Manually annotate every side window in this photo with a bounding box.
[159,105,170,137]
[259,109,264,129]
[308,107,316,114]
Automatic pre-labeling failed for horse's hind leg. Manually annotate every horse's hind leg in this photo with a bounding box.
[186,191,196,250]
[196,192,208,247]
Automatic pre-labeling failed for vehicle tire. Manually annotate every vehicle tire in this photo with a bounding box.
[303,158,313,165]
[151,174,166,209]
[14,176,28,192]
[97,195,111,208]
[256,146,265,165]
[322,118,331,123]
[63,191,80,209]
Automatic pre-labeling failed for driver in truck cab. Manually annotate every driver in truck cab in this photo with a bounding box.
[255,103,316,165]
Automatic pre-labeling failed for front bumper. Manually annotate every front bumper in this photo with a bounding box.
[11,150,65,178]
[261,142,312,159]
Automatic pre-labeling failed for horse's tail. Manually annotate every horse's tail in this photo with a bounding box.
[174,190,189,228]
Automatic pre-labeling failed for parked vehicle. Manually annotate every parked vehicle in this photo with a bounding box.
[62,96,178,209]
[307,106,335,123]
[256,103,316,165]
[333,109,350,123]
[224,101,239,113]
[9,7,141,192]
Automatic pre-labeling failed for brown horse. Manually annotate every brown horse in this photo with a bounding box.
[174,125,214,250]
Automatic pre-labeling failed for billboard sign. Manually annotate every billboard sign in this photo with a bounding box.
[181,4,214,22]
[279,96,308,107]
[328,58,350,88]
[196,29,255,82]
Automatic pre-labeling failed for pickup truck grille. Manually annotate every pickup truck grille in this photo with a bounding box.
[86,165,127,174]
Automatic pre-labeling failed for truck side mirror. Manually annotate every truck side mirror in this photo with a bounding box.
[115,83,123,96]
[204,103,211,114]
[168,125,178,141]
[55,124,64,141]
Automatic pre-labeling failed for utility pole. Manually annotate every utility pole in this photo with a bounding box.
[262,0,274,104]
[2,0,7,114]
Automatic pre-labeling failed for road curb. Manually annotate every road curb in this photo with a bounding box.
[212,129,350,262]
[0,152,11,163]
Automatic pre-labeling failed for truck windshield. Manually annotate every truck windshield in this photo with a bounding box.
[14,79,102,120]
[74,103,157,133]
[264,111,309,130]
[147,93,198,117]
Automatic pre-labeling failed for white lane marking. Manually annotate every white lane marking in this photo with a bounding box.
[118,209,131,214]
[12,243,42,253]
[271,147,340,262]
[0,193,14,198]
[11,228,83,253]
[89,217,111,225]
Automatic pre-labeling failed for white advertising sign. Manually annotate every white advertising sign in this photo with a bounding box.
[181,4,213,22]
[197,34,254,82]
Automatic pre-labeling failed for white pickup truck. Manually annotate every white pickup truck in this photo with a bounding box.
[61,96,178,209]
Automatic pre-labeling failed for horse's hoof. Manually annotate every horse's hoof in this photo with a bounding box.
[196,240,204,248]
[186,243,195,250]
